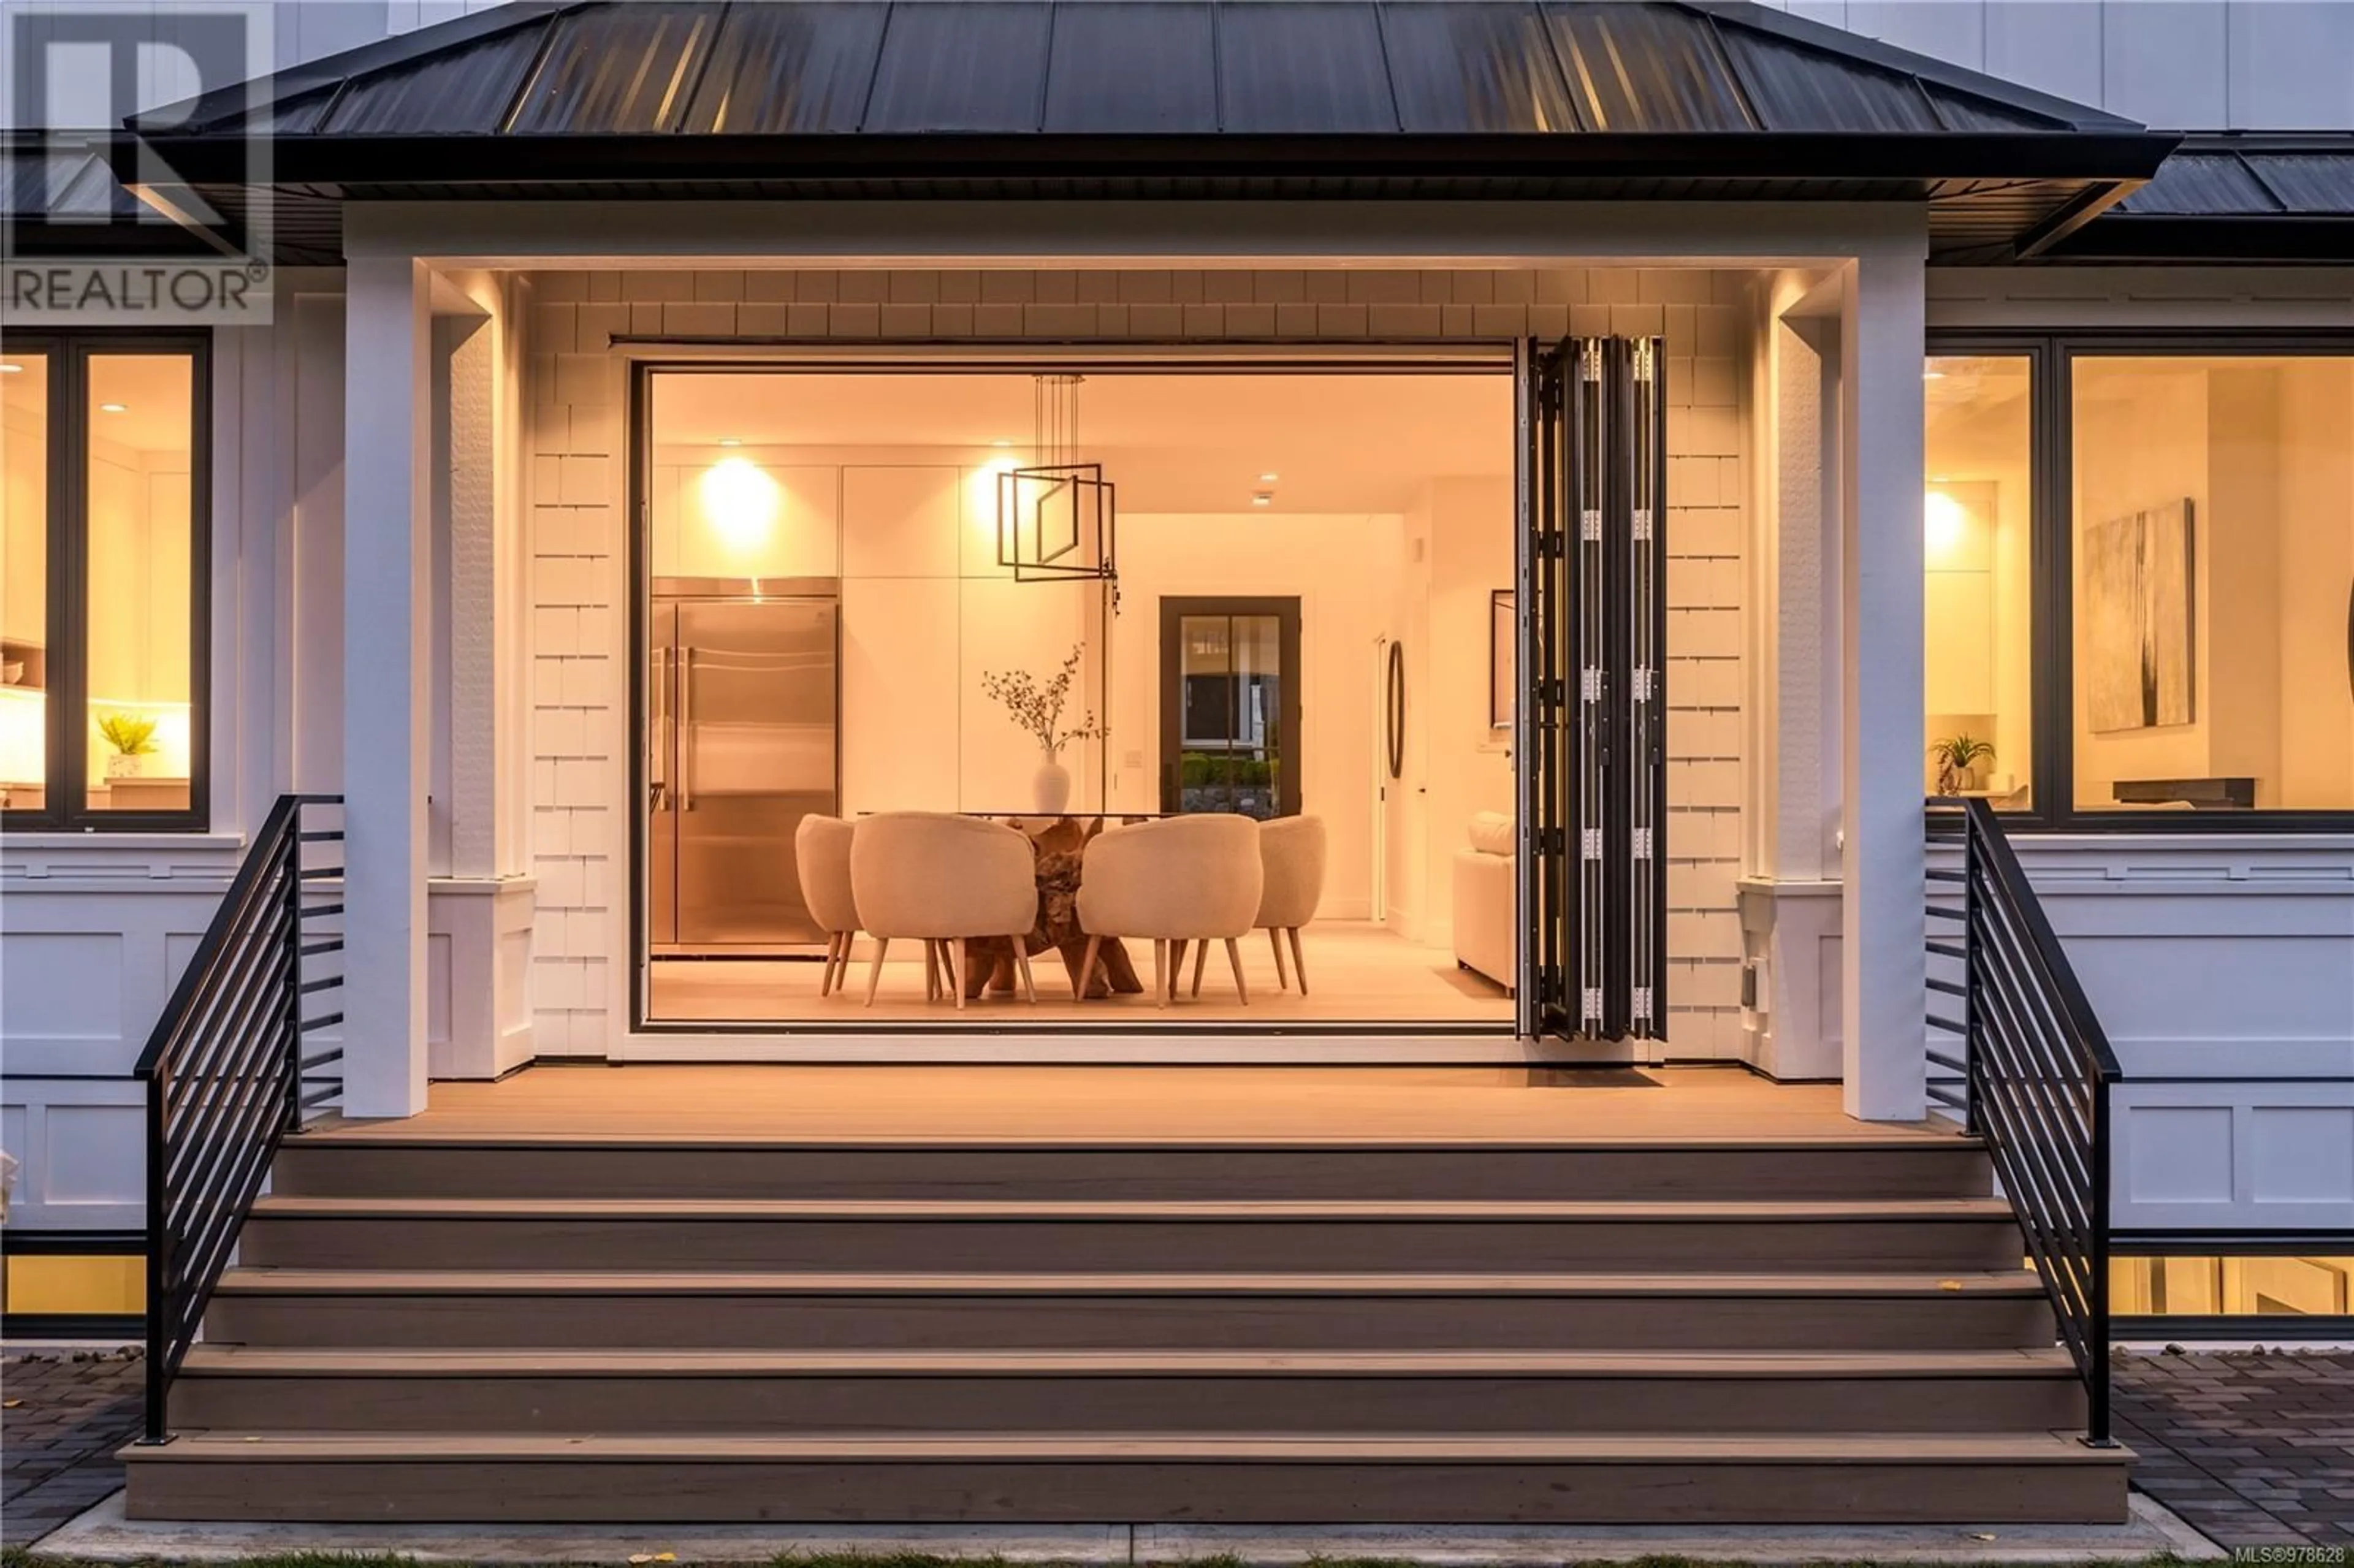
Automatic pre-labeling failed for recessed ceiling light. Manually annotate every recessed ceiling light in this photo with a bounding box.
[1922,370,1946,381]
[1258,471,1279,483]
[0,363,20,374]
[718,437,742,447]
[1251,492,1273,507]
[99,402,127,413]
[991,438,1014,448]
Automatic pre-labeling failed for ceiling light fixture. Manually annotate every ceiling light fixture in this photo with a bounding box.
[996,373,1116,586]
[0,363,21,374]
[1922,369,1946,382]
[1251,493,1274,508]
[99,402,127,413]
[991,438,1013,448]
[1258,471,1279,483]
[718,437,742,448]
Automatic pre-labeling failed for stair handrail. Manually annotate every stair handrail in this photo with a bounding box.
[134,793,345,1444]
[1925,797,2123,1447]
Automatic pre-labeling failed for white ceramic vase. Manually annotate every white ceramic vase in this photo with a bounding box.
[1033,754,1073,815]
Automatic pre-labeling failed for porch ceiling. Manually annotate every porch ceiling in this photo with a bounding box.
[95,0,2175,268]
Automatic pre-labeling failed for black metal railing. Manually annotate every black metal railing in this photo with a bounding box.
[134,793,344,1443]
[1925,797,2124,1447]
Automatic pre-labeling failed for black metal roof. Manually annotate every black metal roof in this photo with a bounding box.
[83,1,2186,266]
[2047,135,2354,262]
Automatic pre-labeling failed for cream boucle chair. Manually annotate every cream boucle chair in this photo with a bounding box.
[850,813,1040,1009]
[1076,814,1263,1007]
[1252,814,1328,995]
[794,814,861,996]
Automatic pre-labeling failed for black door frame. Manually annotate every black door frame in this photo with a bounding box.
[1157,595,1304,818]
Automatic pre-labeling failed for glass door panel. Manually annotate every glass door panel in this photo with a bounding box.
[1159,597,1300,820]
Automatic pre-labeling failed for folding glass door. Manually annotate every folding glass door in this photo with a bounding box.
[1517,337,1670,1048]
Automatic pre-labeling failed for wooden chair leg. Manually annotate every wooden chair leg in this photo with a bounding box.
[1076,935,1103,1002]
[923,940,939,1002]
[1152,940,1168,1008]
[1225,937,1250,1005]
[1268,927,1290,991]
[828,933,847,995]
[1190,939,1208,998]
[951,938,968,1011]
[1167,939,1187,1002]
[1287,926,1309,995]
[1014,941,1038,1003]
[864,937,891,1007]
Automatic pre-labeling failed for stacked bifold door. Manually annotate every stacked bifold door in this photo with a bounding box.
[1522,337,1669,1045]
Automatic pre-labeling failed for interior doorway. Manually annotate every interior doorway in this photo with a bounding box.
[1158,596,1302,819]
[628,359,1529,1038]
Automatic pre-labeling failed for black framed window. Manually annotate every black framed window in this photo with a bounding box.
[0,333,209,831]
[1924,331,2354,832]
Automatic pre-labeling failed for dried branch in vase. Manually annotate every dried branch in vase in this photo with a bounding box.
[981,644,1108,761]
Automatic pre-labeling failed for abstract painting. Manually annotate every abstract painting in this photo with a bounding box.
[2085,498,2195,733]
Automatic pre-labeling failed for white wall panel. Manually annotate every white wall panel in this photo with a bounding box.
[2099,1,2230,127]
[2226,1,2354,129]
[1844,2,1986,70]
[1981,2,2107,111]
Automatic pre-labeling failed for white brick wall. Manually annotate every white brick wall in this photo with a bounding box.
[524,266,1751,1059]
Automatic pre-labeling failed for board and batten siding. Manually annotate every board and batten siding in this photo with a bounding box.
[519,267,1751,1059]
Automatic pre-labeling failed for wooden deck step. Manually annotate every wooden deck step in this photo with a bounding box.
[272,1136,1995,1202]
[238,1196,2024,1272]
[123,1430,2133,1524]
[168,1345,2085,1434]
[208,1266,2058,1350]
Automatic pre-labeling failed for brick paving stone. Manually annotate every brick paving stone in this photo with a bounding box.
[2117,1349,2354,1550]
[0,1347,145,1547]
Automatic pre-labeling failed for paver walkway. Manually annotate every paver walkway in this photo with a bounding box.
[4,1343,2349,1550]
[2114,1347,2354,1550]
[1,1347,143,1547]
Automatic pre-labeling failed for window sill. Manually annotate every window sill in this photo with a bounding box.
[0,831,243,851]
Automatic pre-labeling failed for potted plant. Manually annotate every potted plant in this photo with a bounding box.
[97,712,161,781]
[1928,733,1995,797]
[981,645,1105,813]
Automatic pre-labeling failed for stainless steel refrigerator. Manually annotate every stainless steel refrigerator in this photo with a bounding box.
[647,578,839,951]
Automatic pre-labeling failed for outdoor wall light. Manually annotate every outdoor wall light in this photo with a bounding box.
[701,455,780,550]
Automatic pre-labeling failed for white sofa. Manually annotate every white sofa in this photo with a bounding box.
[1451,811,1516,993]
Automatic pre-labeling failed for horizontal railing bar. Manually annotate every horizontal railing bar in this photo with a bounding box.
[1927,940,1967,960]
[300,940,344,957]
[1926,1084,1968,1109]
[297,830,344,842]
[1926,1051,1967,1074]
[1925,867,1965,882]
[299,1082,343,1109]
[300,903,344,919]
[299,866,341,880]
[1927,976,1967,998]
[299,1049,345,1071]
[299,1012,344,1033]
[298,975,340,995]
[1927,1012,1967,1035]
[1925,904,1965,920]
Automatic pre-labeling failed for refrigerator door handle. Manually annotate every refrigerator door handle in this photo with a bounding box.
[677,643,694,812]
[649,644,669,810]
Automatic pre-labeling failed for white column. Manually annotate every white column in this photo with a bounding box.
[1840,241,1929,1121]
[341,254,432,1118]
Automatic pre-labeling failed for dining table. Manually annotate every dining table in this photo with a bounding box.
[959,812,1159,1001]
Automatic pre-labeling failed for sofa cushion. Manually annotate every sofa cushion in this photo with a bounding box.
[1465,811,1517,858]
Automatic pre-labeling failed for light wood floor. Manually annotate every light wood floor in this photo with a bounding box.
[322,1065,1953,1145]
[649,921,1514,1027]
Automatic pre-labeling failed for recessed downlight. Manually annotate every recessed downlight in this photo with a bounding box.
[99,402,128,413]
[0,363,21,374]
[1258,471,1279,483]
[718,437,743,447]
[1250,492,1274,507]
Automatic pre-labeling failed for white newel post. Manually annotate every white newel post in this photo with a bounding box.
[1840,240,1929,1121]
[342,254,433,1118]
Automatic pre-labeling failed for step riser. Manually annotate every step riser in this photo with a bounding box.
[208,1292,2059,1352]
[272,1144,1994,1202]
[240,1217,2024,1273]
[169,1372,2087,1436]
[124,1457,2130,1525]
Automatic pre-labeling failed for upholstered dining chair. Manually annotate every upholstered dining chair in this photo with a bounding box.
[794,814,861,997]
[1252,813,1328,995]
[850,813,1040,1009]
[1076,814,1263,1007]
